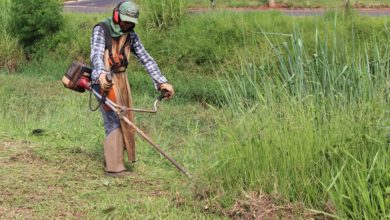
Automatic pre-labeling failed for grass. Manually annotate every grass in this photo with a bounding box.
[1,3,390,219]
[207,12,390,219]
[63,0,390,7]
[282,0,390,8]
[0,0,25,72]
[0,72,223,219]
[0,142,216,219]
[138,0,188,30]
[187,0,390,8]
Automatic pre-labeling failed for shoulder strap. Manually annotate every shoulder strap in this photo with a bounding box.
[93,22,130,70]
[94,22,113,55]
[94,22,116,66]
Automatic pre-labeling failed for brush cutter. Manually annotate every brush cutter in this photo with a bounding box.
[75,74,192,178]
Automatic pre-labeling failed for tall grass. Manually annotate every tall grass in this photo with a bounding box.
[138,0,187,30]
[0,0,25,72]
[210,15,390,219]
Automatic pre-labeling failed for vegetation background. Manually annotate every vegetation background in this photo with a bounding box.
[0,0,389,219]
[62,0,390,8]
[188,0,390,8]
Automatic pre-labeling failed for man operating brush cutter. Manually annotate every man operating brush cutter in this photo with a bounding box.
[63,0,190,178]
[63,67,191,178]
[89,1,178,176]
[89,84,192,178]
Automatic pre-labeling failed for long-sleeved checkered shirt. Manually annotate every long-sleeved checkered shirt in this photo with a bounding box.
[90,25,168,89]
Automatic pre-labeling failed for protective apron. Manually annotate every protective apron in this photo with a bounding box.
[102,33,136,172]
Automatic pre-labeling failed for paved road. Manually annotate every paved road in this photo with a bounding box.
[64,0,390,16]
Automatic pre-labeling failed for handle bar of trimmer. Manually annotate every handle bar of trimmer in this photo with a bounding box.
[89,86,167,114]
[77,76,168,113]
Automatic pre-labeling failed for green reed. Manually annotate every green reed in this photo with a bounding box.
[212,15,390,219]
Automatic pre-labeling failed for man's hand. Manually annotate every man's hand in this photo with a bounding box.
[159,83,175,99]
[98,72,113,91]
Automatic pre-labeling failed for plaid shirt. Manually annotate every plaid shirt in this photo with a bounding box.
[90,25,168,89]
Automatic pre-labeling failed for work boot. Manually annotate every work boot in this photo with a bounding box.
[103,128,126,173]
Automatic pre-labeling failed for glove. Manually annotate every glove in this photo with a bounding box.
[159,83,175,99]
[98,72,113,91]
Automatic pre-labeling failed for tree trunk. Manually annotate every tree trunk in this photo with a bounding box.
[269,0,276,8]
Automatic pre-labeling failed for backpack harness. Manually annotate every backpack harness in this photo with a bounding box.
[95,22,129,71]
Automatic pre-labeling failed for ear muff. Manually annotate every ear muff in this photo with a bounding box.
[113,1,125,24]
[113,7,120,24]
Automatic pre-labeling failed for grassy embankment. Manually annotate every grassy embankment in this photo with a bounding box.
[188,0,390,8]
[1,0,389,218]
[62,0,390,8]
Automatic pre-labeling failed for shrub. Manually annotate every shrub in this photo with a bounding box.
[0,0,25,72]
[10,0,63,54]
[32,14,96,61]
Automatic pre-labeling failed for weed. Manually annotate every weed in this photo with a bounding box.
[0,0,25,72]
